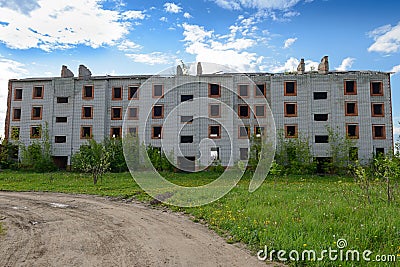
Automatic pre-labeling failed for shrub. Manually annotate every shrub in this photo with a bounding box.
[0,139,19,169]
[104,138,128,172]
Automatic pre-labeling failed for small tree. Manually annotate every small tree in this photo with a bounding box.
[104,138,128,172]
[327,126,356,174]
[72,139,110,185]
[0,139,19,169]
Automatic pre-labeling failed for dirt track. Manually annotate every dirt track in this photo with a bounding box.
[0,191,270,266]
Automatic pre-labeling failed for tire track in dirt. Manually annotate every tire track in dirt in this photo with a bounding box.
[0,192,272,267]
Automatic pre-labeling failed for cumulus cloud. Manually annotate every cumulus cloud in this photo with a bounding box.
[125,52,176,65]
[335,57,355,71]
[164,2,182,13]
[211,0,302,10]
[183,12,192,19]
[269,57,318,73]
[0,0,145,51]
[283,37,297,49]
[0,0,40,14]
[0,57,28,136]
[368,22,400,53]
[181,23,263,72]
[391,64,400,74]
[117,40,142,52]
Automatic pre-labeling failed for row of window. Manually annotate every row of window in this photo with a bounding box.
[284,81,384,96]
[283,102,385,117]
[284,124,386,139]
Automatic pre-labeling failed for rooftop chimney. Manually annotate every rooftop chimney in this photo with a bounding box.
[197,62,202,76]
[61,65,74,78]
[78,65,92,80]
[318,56,329,74]
[297,59,305,74]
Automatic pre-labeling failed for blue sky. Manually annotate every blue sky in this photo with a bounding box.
[0,0,399,139]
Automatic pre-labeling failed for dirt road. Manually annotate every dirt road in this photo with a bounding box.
[0,191,269,266]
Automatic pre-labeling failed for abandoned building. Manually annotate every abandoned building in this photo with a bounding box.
[4,57,394,169]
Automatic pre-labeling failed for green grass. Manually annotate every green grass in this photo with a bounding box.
[0,170,399,266]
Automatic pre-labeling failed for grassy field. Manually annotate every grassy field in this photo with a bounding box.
[0,170,399,266]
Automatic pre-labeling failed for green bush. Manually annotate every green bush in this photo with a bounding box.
[104,138,128,172]
[0,139,19,169]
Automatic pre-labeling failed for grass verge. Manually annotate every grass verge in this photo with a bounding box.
[0,170,399,266]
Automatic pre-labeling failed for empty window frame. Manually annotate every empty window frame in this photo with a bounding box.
[255,83,266,97]
[152,126,162,139]
[370,81,383,96]
[57,97,68,103]
[56,117,67,123]
[285,124,298,138]
[208,83,221,97]
[238,84,249,97]
[111,107,122,120]
[152,105,164,119]
[180,135,194,143]
[82,85,94,99]
[55,136,67,143]
[110,127,122,138]
[31,106,42,120]
[128,126,138,136]
[284,102,297,117]
[181,116,193,124]
[375,147,385,156]
[81,106,93,119]
[12,108,21,121]
[239,125,250,139]
[345,102,358,116]
[128,107,139,119]
[371,103,384,117]
[315,135,329,143]
[210,147,220,160]
[33,86,44,99]
[349,147,359,162]
[344,80,357,95]
[284,81,297,96]
[239,148,248,160]
[11,126,20,140]
[255,105,266,118]
[238,104,250,118]
[209,104,221,117]
[14,88,22,100]
[314,114,329,121]
[112,86,123,100]
[209,125,221,139]
[346,124,359,139]
[314,92,327,100]
[372,125,386,139]
[81,126,92,139]
[254,126,265,137]
[153,84,163,98]
[181,95,193,102]
[128,85,139,100]
[30,125,41,139]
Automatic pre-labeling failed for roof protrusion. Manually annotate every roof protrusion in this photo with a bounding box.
[197,62,202,76]
[61,65,74,78]
[177,65,183,76]
[297,58,305,74]
[78,64,92,80]
[318,56,329,74]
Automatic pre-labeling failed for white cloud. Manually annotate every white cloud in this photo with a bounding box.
[283,37,297,49]
[368,22,400,53]
[125,52,176,65]
[335,57,355,71]
[0,57,28,136]
[164,2,182,13]
[212,0,302,10]
[0,0,146,51]
[269,57,318,73]
[160,17,168,22]
[181,23,263,72]
[183,12,192,19]
[390,64,400,74]
[117,40,142,52]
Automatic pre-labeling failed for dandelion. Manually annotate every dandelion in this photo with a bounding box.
[303,244,307,247]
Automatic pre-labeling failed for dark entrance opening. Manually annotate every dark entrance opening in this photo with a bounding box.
[315,157,332,174]
[53,156,68,170]
[177,156,195,172]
